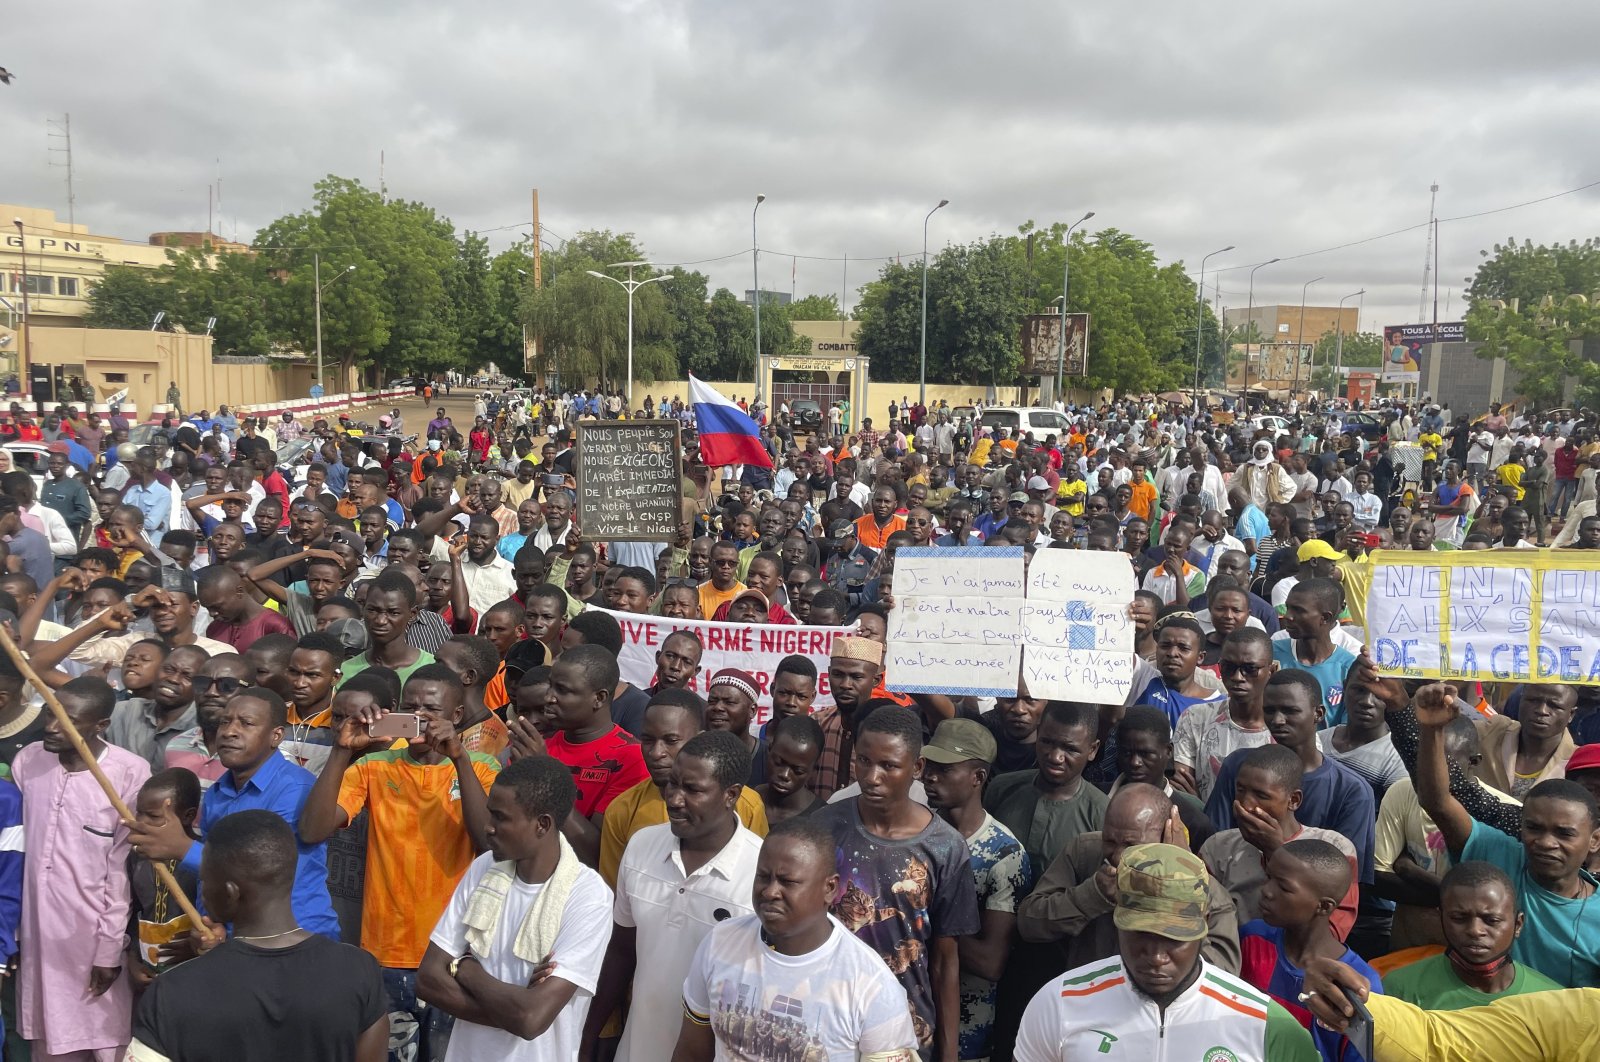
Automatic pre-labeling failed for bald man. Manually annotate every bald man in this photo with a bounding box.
[1015,782,1241,973]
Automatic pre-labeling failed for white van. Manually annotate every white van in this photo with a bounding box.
[979,406,1072,437]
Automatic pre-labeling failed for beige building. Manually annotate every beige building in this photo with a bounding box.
[1223,303,1359,393]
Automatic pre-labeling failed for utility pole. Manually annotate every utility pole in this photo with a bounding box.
[530,187,542,380]
[12,219,29,402]
[1418,182,1439,323]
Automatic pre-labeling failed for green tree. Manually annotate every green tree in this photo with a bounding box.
[523,231,677,388]
[162,248,275,356]
[84,265,169,330]
[661,268,715,377]
[786,293,845,321]
[1465,237,1600,405]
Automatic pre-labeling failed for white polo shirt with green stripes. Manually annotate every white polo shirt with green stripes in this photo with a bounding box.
[1014,957,1317,1062]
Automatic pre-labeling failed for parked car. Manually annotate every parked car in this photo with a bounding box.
[789,399,823,431]
[979,406,1072,437]
[1338,411,1389,440]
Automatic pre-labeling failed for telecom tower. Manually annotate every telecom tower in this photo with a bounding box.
[1418,182,1439,323]
[46,115,75,227]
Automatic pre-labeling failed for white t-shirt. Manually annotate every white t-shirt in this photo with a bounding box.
[1172,702,1272,803]
[432,852,614,1062]
[614,823,764,1062]
[682,913,918,1061]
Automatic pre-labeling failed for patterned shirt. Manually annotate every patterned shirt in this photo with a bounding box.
[958,815,1032,1062]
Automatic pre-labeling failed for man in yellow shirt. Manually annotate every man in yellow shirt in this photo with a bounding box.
[697,540,746,620]
[1056,465,1087,517]
[598,688,768,885]
[1302,955,1597,1061]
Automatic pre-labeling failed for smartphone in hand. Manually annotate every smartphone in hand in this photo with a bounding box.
[368,713,424,740]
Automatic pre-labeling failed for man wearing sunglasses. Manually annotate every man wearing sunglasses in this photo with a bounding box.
[1173,627,1278,803]
[163,653,254,790]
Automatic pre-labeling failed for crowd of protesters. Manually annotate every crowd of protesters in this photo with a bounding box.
[0,383,1590,1061]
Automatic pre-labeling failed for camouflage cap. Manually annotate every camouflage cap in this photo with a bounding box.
[1112,842,1210,942]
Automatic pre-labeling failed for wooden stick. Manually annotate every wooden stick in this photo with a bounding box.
[0,625,216,942]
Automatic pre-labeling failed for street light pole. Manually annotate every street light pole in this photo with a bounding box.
[1294,276,1324,398]
[1055,210,1095,403]
[1243,258,1280,401]
[919,198,949,407]
[586,262,670,412]
[313,252,356,393]
[11,219,28,402]
[1194,244,1233,406]
[1334,288,1365,391]
[752,194,765,399]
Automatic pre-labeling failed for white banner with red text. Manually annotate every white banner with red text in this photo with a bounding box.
[593,608,858,724]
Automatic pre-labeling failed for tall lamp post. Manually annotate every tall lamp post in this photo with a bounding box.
[1293,276,1324,398]
[1193,244,1233,406]
[751,194,765,400]
[919,198,949,407]
[11,219,27,402]
[1242,258,1280,401]
[1055,210,1095,402]
[586,261,670,411]
[1333,288,1365,391]
[313,252,356,394]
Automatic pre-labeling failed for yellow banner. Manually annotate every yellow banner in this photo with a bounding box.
[1364,548,1600,684]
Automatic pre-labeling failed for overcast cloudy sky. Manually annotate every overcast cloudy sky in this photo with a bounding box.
[7,1,1600,334]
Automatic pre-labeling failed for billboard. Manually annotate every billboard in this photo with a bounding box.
[1021,312,1091,377]
[1382,322,1465,384]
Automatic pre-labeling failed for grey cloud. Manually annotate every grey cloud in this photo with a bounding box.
[6,0,1600,334]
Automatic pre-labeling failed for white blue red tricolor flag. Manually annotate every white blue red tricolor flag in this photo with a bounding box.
[689,375,773,469]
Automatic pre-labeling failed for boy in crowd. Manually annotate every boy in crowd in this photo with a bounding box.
[812,705,980,1060]
[921,718,1032,1062]
[754,713,825,824]
[1239,838,1383,1062]
[1200,744,1360,937]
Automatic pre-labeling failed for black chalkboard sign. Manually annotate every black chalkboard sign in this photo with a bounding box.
[574,420,683,542]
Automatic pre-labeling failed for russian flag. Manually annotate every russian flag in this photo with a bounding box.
[690,375,773,469]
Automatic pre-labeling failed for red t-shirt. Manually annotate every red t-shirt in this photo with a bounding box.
[206,607,295,652]
[260,470,291,527]
[545,725,649,818]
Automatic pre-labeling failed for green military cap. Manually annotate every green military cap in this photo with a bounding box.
[1113,842,1210,942]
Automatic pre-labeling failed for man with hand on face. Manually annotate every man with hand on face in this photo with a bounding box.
[417,753,614,1061]
[14,676,150,1062]
[587,731,763,1062]
[128,686,341,940]
[300,663,499,1060]
[921,718,1032,1062]
[1205,670,1376,893]
[671,818,919,1062]
[811,705,981,1062]
[1019,780,1240,972]
[1014,842,1316,1062]
[597,690,769,886]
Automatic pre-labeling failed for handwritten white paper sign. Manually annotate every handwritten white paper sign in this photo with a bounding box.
[886,547,1024,696]
[884,546,1135,702]
[1021,549,1136,702]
